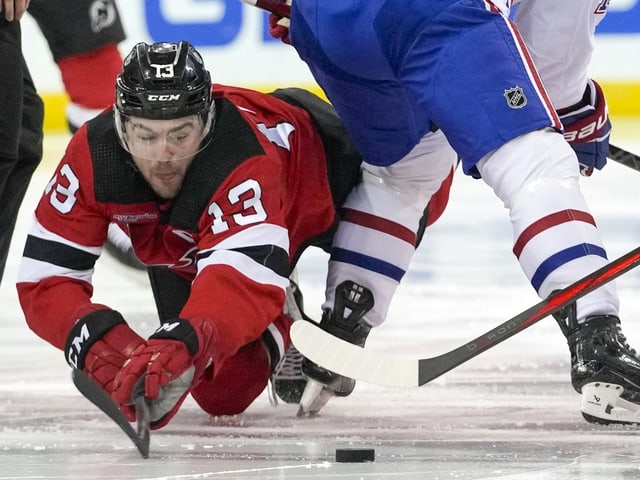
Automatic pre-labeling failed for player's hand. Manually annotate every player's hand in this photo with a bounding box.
[1,0,31,21]
[65,309,145,396]
[112,319,214,429]
[557,79,611,177]
[267,0,292,45]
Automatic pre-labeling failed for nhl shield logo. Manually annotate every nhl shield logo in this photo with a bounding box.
[504,86,527,109]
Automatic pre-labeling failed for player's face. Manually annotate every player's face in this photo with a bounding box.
[126,116,205,199]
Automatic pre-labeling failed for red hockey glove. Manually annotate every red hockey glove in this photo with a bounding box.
[557,79,611,177]
[64,310,145,396]
[112,319,215,430]
[267,0,291,45]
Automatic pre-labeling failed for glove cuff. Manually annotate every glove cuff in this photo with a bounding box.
[65,309,126,369]
[150,319,199,356]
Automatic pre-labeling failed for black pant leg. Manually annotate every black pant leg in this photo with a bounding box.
[0,20,44,283]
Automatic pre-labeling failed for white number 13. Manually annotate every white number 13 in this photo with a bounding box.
[209,179,267,234]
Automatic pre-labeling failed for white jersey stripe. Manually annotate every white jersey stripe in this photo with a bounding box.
[211,223,290,252]
[18,257,95,284]
[196,249,289,290]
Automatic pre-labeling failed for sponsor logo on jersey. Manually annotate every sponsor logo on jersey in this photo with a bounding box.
[112,212,158,223]
[504,86,527,109]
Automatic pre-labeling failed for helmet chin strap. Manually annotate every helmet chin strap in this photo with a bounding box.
[200,102,216,139]
[113,105,132,154]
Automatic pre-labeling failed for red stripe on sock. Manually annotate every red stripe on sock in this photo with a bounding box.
[513,209,596,258]
[341,208,416,246]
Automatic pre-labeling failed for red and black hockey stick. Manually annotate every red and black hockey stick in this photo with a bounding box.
[72,369,150,458]
[291,244,640,388]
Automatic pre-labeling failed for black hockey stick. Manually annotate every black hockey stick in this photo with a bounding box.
[72,369,150,458]
[609,144,640,172]
[291,245,640,388]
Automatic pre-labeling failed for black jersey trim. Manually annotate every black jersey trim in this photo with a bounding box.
[197,243,289,279]
[23,235,99,271]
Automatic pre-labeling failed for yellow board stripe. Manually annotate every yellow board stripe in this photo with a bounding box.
[41,82,640,134]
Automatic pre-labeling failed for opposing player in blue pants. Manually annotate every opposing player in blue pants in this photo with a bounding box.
[267,0,640,424]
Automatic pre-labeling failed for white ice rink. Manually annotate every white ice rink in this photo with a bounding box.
[2,122,640,479]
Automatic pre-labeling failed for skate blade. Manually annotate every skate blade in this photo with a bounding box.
[297,378,334,417]
[581,381,640,425]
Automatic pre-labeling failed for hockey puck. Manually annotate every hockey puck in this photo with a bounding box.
[335,448,375,463]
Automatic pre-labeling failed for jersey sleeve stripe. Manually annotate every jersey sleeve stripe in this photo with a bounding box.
[212,223,290,252]
[17,257,95,284]
[26,220,103,255]
[196,249,290,290]
[23,234,100,271]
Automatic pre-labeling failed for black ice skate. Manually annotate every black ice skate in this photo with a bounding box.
[269,275,309,405]
[298,280,374,417]
[556,304,640,424]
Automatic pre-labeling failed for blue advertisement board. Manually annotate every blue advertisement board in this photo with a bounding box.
[144,0,276,47]
[143,0,640,48]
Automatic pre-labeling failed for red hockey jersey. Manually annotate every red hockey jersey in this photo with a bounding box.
[17,85,345,367]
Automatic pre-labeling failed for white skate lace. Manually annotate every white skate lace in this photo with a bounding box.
[268,345,304,406]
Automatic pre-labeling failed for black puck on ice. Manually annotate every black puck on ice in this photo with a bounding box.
[335,448,375,463]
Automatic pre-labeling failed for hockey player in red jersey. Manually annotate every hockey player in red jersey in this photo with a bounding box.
[16,40,376,428]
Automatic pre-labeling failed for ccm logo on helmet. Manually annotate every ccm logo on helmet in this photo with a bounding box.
[146,94,181,102]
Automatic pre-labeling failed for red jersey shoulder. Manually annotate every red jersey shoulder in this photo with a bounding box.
[213,84,316,129]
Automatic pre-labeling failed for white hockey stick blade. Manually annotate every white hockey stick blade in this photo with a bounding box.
[580,381,640,425]
[290,321,418,388]
[292,246,640,389]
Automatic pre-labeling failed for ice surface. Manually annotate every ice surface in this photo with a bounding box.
[1,127,640,479]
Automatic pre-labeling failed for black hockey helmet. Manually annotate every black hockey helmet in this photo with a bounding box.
[114,41,215,159]
[115,41,213,120]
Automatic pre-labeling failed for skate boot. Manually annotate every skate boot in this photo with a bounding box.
[298,280,374,417]
[557,305,640,424]
[270,344,307,404]
[268,276,309,405]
